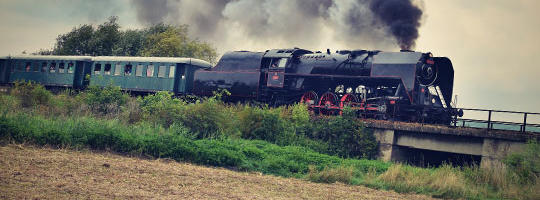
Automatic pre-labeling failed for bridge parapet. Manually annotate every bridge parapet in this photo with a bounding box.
[362,119,539,142]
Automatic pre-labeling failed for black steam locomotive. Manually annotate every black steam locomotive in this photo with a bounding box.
[194,48,463,124]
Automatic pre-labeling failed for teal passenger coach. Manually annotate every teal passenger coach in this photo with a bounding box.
[0,55,212,94]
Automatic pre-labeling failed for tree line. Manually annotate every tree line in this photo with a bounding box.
[36,16,217,63]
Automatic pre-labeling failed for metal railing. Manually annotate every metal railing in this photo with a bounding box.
[453,108,540,132]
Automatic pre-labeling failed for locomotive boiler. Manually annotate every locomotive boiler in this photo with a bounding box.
[193,48,462,124]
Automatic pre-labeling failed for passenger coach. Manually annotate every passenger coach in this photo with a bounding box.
[0,55,212,94]
[0,55,92,89]
[89,56,211,94]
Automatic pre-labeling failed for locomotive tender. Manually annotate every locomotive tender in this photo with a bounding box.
[194,48,462,124]
[0,47,462,124]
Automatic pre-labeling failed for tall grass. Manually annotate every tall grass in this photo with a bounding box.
[1,83,539,199]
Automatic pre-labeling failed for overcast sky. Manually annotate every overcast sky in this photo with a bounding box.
[0,0,538,122]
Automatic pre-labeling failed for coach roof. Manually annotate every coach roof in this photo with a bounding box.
[6,55,92,61]
[92,56,212,69]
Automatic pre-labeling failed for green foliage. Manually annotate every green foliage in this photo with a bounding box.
[10,81,51,107]
[46,17,217,63]
[238,105,294,145]
[504,140,540,184]
[138,91,184,127]
[80,84,128,113]
[179,98,237,139]
[310,111,378,159]
[0,112,388,179]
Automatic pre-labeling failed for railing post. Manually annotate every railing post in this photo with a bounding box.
[487,110,492,130]
[523,113,527,132]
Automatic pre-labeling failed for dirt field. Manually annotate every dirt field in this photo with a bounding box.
[0,144,433,199]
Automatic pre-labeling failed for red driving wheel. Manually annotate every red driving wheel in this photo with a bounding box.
[339,94,359,115]
[300,91,318,106]
[318,92,338,115]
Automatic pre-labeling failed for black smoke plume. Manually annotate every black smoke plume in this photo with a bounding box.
[131,0,423,51]
[370,0,423,49]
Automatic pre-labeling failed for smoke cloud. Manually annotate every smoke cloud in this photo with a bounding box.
[131,0,423,52]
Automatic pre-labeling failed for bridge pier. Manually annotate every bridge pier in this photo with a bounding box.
[371,126,530,169]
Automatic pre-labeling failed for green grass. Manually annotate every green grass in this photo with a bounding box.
[1,84,539,199]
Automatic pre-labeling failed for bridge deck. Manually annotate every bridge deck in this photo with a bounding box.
[361,119,540,142]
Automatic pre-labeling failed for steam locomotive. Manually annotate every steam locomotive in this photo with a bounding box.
[194,48,463,124]
[0,47,462,124]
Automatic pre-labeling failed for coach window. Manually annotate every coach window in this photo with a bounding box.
[41,62,47,72]
[32,63,39,72]
[25,62,31,72]
[50,62,56,73]
[104,64,111,75]
[136,64,143,76]
[124,64,132,76]
[158,65,166,78]
[169,66,175,78]
[147,65,154,77]
[59,63,65,73]
[68,63,74,73]
[94,64,101,75]
[114,64,122,76]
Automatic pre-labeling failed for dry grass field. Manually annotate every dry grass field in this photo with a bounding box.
[0,144,433,200]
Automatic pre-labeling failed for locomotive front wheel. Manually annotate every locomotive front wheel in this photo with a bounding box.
[318,92,339,115]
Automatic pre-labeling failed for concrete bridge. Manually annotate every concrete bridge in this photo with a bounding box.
[365,120,540,168]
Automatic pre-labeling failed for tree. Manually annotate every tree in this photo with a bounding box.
[54,24,94,55]
[91,16,120,56]
[140,25,217,62]
[40,17,217,63]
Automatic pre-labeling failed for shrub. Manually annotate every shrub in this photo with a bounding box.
[138,91,184,126]
[237,105,294,145]
[10,81,51,107]
[180,97,237,139]
[310,108,378,158]
[504,140,540,185]
[81,84,128,114]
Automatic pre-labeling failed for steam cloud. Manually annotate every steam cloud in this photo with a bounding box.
[131,0,423,52]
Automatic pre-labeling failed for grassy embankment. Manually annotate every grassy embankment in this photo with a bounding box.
[0,82,538,199]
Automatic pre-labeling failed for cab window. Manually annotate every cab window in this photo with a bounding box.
[270,58,288,68]
[41,62,47,72]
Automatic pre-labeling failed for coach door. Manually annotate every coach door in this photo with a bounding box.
[266,57,288,88]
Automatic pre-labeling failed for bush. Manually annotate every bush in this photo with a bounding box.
[138,91,184,126]
[180,97,237,139]
[10,81,51,107]
[81,84,128,114]
[238,105,294,145]
[504,140,540,185]
[310,108,378,159]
